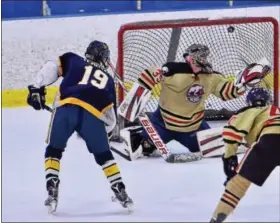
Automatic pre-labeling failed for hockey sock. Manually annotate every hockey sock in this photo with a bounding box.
[212,174,251,222]
[45,146,63,188]
[102,160,123,186]
[94,151,123,186]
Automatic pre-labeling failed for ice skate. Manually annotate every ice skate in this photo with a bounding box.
[209,213,227,223]
[44,178,60,214]
[111,182,133,212]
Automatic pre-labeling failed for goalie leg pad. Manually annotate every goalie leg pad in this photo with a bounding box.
[120,126,158,160]
[196,127,248,158]
[120,126,144,160]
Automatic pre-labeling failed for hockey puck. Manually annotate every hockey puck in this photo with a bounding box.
[227,26,235,33]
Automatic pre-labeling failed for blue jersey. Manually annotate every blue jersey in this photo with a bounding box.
[58,52,116,118]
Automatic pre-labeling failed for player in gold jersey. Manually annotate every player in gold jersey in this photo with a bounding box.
[121,44,266,160]
[210,88,280,222]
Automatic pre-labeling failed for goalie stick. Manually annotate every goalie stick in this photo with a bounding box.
[109,62,202,163]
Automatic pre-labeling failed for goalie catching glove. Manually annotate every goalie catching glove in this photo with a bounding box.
[27,85,47,110]
[235,61,271,91]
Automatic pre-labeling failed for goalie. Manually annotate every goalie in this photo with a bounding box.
[118,43,270,161]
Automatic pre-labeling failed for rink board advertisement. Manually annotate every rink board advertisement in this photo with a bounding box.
[2,5,280,108]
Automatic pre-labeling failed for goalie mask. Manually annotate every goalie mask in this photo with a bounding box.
[246,87,271,107]
[85,40,110,70]
[183,43,213,73]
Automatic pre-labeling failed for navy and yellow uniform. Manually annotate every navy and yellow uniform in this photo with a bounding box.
[28,41,132,212]
[58,52,116,118]
[45,51,123,191]
[46,52,116,152]
[138,62,244,153]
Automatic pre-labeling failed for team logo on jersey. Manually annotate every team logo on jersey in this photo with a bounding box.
[186,84,205,103]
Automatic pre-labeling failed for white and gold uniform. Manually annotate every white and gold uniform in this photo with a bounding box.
[138,62,245,133]
[211,103,280,223]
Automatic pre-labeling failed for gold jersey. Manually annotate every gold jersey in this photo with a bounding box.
[138,62,244,132]
[223,105,280,158]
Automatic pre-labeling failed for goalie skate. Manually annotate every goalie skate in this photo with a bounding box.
[44,178,59,214]
[111,182,133,212]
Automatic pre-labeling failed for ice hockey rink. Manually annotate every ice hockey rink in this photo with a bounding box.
[2,107,279,222]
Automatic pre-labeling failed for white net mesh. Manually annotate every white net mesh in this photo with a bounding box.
[117,17,277,119]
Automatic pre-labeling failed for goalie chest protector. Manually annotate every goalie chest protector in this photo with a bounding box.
[159,62,225,132]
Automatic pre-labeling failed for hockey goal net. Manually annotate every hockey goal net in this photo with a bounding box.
[114,17,278,131]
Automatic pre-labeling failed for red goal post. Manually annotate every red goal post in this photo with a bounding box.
[116,17,279,123]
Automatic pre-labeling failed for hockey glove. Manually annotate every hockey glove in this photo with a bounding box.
[235,63,271,91]
[27,85,46,110]
[222,154,238,186]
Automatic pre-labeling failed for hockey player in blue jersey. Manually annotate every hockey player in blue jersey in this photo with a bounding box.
[27,40,133,213]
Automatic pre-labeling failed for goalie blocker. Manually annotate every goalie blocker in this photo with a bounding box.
[117,82,152,122]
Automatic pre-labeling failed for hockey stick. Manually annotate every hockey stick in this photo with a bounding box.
[110,146,132,161]
[109,63,128,93]
[109,62,202,163]
[138,114,202,163]
[44,104,54,113]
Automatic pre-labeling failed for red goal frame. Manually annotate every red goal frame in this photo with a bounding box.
[117,17,279,107]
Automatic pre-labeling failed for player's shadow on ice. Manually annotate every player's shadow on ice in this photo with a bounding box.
[49,197,133,219]
[54,210,131,218]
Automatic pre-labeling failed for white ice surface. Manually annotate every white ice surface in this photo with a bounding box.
[2,108,279,222]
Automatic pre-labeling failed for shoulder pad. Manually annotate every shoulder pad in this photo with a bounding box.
[161,62,192,77]
[59,52,84,77]
[60,52,83,60]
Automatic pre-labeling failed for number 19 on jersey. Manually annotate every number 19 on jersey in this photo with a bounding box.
[78,65,108,89]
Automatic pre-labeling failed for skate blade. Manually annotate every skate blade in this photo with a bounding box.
[111,196,133,213]
[125,202,133,213]
[46,201,58,214]
[111,196,117,202]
